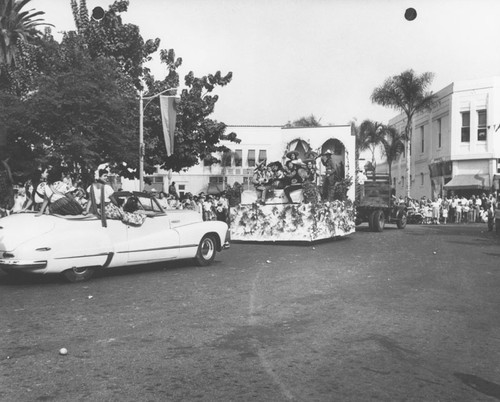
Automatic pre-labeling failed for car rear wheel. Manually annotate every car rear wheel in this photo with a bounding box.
[195,234,217,266]
[63,267,95,283]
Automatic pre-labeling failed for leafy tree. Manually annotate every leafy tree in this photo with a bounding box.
[1,42,139,183]
[141,49,239,173]
[380,125,405,184]
[371,69,436,196]
[285,114,322,128]
[70,0,159,88]
[357,119,384,174]
[1,0,238,184]
[0,0,52,68]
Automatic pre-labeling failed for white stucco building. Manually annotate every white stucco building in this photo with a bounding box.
[131,125,356,201]
[382,76,500,199]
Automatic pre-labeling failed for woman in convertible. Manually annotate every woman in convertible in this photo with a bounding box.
[39,166,83,215]
[85,169,121,220]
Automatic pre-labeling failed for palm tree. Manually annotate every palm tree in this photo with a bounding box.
[357,119,385,176]
[380,125,405,185]
[371,69,436,197]
[0,0,52,67]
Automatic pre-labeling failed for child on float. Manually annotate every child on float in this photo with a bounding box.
[303,159,318,183]
[251,161,272,204]
[285,150,303,166]
[267,161,286,190]
[283,162,304,204]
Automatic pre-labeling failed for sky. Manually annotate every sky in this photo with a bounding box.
[34,0,500,127]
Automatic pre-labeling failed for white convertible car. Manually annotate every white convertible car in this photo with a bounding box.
[0,192,230,282]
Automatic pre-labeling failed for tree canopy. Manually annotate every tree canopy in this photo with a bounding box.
[285,114,322,128]
[0,0,239,184]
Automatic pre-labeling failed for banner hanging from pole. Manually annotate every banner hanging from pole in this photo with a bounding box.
[159,95,179,156]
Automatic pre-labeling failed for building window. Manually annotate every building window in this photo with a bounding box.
[234,149,242,167]
[178,184,185,198]
[401,176,404,187]
[420,126,424,153]
[461,111,470,142]
[247,149,255,167]
[421,173,424,185]
[258,150,267,164]
[209,176,221,183]
[437,118,442,148]
[221,150,232,167]
[477,110,487,141]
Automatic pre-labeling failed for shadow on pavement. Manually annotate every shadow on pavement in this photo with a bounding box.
[454,372,500,400]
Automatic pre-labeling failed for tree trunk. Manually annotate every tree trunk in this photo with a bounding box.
[405,123,412,198]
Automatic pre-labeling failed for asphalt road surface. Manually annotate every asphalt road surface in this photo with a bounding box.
[1,223,500,401]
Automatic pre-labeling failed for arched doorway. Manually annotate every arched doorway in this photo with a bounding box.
[321,138,345,179]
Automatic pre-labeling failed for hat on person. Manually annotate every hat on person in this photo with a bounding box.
[267,161,283,169]
[303,159,315,165]
[286,150,299,159]
[254,160,266,171]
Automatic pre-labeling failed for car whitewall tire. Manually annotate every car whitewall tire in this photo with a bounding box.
[195,234,217,266]
[63,267,95,283]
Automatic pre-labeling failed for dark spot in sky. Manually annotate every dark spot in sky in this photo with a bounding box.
[405,8,417,21]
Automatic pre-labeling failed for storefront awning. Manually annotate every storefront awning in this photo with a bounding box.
[207,183,224,195]
[444,174,490,190]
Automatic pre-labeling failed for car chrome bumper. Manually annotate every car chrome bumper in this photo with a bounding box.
[0,259,48,271]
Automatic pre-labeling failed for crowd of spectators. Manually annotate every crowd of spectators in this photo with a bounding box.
[149,189,231,224]
[396,192,498,226]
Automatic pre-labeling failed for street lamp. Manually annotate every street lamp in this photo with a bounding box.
[138,87,178,191]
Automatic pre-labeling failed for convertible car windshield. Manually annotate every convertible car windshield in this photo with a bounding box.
[113,191,165,215]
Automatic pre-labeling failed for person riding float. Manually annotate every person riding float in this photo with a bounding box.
[252,161,272,204]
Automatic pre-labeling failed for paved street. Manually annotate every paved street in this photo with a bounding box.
[1,223,500,401]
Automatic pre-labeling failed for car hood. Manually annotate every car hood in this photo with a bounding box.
[0,214,56,251]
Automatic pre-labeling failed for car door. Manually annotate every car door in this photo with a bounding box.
[126,214,180,264]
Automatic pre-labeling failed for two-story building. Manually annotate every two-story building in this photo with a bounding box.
[383,76,500,199]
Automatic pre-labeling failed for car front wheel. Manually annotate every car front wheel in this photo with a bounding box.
[63,266,95,283]
[195,234,217,266]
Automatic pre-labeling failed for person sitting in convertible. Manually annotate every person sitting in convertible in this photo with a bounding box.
[85,169,121,220]
[121,196,146,227]
[39,166,83,216]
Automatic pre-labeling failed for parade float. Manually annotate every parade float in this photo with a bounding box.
[229,126,356,242]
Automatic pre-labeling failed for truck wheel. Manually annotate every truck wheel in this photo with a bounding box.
[368,211,375,230]
[372,210,385,232]
[397,211,407,229]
